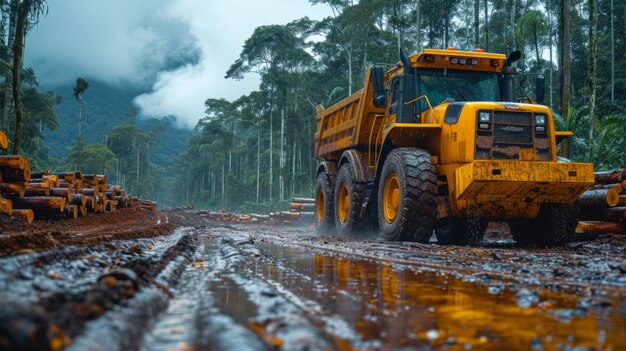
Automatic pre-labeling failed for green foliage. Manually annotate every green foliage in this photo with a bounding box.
[73,77,89,101]
[65,141,116,175]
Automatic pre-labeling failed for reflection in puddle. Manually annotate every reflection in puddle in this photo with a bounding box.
[254,243,626,350]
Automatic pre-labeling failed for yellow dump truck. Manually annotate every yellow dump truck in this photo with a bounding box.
[314,48,594,246]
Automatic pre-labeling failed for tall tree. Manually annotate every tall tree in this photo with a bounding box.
[73,77,89,168]
[10,0,46,154]
[558,0,571,157]
[586,0,597,157]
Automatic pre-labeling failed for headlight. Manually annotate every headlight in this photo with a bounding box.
[535,114,546,125]
[479,112,491,123]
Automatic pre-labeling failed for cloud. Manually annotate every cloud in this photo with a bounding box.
[25,0,198,88]
[134,0,331,128]
[25,0,330,128]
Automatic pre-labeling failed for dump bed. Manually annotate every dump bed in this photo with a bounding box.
[315,69,385,160]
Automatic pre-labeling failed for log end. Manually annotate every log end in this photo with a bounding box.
[607,188,619,207]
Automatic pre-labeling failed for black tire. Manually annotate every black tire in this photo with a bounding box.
[510,203,578,246]
[377,148,437,242]
[334,165,367,236]
[315,171,335,235]
[435,216,487,246]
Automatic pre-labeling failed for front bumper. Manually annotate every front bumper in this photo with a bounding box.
[453,160,594,218]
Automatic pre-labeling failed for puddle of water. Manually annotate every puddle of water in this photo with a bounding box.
[253,243,626,351]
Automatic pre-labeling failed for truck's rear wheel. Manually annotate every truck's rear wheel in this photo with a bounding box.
[435,216,487,246]
[334,165,366,236]
[315,172,335,235]
[377,148,437,242]
[510,203,577,246]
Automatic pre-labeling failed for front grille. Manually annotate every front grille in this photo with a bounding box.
[493,111,533,146]
[475,110,550,161]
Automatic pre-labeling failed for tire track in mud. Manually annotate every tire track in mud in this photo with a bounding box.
[0,228,195,351]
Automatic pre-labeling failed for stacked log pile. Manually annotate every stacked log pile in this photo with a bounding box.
[195,197,316,226]
[269,197,315,225]
[0,130,154,223]
[576,169,626,235]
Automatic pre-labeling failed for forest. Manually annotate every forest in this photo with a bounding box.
[0,0,624,212]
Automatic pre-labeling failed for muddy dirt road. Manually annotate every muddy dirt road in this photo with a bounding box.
[1,209,625,351]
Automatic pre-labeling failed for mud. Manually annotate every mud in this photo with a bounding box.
[0,210,625,350]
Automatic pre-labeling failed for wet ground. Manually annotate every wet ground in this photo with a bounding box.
[0,209,625,350]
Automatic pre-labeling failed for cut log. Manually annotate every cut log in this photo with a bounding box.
[11,209,33,223]
[24,183,51,197]
[577,221,625,234]
[85,196,96,212]
[50,188,72,201]
[54,172,76,183]
[603,207,626,220]
[1,163,30,183]
[106,200,117,212]
[591,183,623,192]
[66,205,78,219]
[0,183,25,197]
[0,155,27,169]
[291,197,315,204]
[594,169,625,184]
[576,188,620,209]
[41,174,59,188]
[12,197,66,214]
[290,202,315,211]
[0,196,12,214]
[81,188,99,197]
[0,131,7,149]
[72,194,86,207]
[30,170,49,179]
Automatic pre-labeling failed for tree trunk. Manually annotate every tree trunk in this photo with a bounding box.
[558,0,571,157]
[2,1,16,136]
[594,169,625,184]
[444,1,449,48]
[484,0,489,51]
[548,0,553,108]
[511,0,516,49]
[11,0,28,154]
[416,0,421,51]
[578,221,624,234]
[610,0,614,101]
[474,0,479,48]
[256,126,260,204]
[587,0,597,160]
[576,188,619,209]
[279,108,285,201]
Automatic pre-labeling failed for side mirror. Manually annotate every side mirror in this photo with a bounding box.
[535,75,545,105]
[371,67,386,108]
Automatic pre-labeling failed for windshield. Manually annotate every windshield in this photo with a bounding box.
[417,68,499,108]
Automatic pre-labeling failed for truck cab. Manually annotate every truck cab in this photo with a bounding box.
[314,48,594,246]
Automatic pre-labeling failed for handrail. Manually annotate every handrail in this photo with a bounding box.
[404,95,435,119]
[368,114,385,167]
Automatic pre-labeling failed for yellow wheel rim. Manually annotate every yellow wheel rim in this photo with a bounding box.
[316,189,325,222]
[338,184,350,223]
[383,173,400,224]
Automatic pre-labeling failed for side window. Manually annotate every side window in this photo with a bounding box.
[389,77,400,115]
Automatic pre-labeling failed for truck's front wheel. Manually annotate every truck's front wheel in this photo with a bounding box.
[315,172,335,235]
[510,203,578,246]
[377,148,437,242]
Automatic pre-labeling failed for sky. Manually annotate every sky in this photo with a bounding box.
[25,0,331,128]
